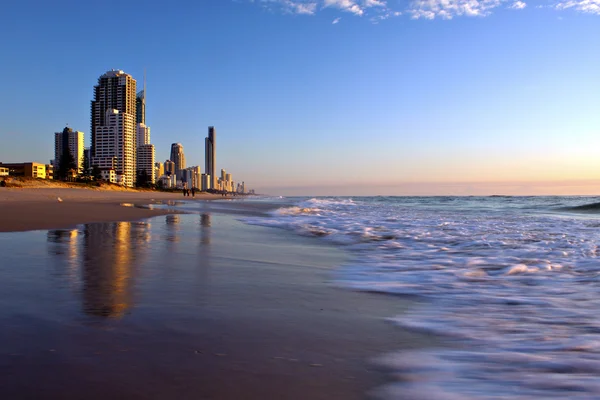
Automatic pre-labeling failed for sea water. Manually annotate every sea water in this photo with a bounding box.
[242,196,600,399]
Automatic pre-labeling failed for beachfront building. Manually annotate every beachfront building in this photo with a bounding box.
[137,144,155,184]
[137,124,150,146]
[91,70,137,187]
[170,143,185,180]
[158,174,176,188]
[54,127,85,174]
[0,167,8,176]
[164,160,175,177]
[201,174,211,191]
[154,162,164,179]
[100,169,117,183]
[0,162,51,179]
[93,109,136,187]
[205,126,216,189]
[182,166,201,189]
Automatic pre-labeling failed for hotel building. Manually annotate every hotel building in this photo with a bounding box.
[93,109,136,187]
[91,70,137,187]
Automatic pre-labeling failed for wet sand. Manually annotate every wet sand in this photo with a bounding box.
[0,188,226,232]
[0,211,428,399]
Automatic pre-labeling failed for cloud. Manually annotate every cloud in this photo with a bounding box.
[253,0,397,17]
[555,0,600,15]
[244,0,600,19]
[509,0,527,9]
[408,0,508,19]
[332,16,342,23]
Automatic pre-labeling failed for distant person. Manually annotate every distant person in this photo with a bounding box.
[182,188,187,197]
[191,187,195,198]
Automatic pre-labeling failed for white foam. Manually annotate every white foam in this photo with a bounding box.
[242,196,600,398]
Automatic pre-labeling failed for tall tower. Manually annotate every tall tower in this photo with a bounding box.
[170,143,186,180]
[90,70,137,187]
[205,126,216,189]
[136,71,145,125]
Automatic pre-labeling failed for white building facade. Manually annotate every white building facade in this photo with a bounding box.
[92,109,136,187]
[91,70,137,187]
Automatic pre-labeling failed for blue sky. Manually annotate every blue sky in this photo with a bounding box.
[0,0,599,195]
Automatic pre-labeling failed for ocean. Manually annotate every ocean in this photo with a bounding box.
[238,195,600,399]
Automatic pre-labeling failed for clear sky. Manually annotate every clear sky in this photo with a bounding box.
[0,0,599,195]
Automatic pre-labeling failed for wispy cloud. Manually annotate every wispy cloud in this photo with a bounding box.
[509,1,527,9]
[244,0,600,19]
[408,0,508,19]
[555,0,600,15]
[253,0,398,18]
[332,16,342,23]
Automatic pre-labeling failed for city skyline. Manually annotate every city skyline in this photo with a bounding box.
[0,2,598,195]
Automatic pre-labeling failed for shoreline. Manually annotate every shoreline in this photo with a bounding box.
[0,187,236,232]
[0,207,430,399]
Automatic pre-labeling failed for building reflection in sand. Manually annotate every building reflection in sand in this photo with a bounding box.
[48,221,151,318]
[45,214,213,319]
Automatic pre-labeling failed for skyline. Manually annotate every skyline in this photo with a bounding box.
[0,1,599,195]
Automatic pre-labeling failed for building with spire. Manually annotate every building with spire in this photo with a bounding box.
[91,70,137,187]
[205,126,216,189]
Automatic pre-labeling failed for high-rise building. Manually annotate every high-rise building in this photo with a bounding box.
[136,90,145,125]
[170,143,185,179]
[137,124,150,146]
[205,126,216,189]
[91,70,137,187]
[93,109,136,186]
[164,160,175,177]
[184,166,201,189]
[137,144,155,184]
[155,161,164,178]
[54,126,84,174]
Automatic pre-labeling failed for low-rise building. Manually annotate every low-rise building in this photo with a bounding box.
[0,167,8,176]
[0,162,51,179]
[100,169,117,183]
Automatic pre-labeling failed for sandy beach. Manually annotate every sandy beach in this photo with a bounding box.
[0,188,428,399]
[0,187,225,232]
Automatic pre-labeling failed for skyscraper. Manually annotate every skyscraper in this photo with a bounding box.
[170,143,185,180]
[137,124,150,147]
[137,144,155,184]
[205,126,216,189]
[91,70,137,187]
[136,91,145,125]
[54,126,84,174]
[94,109,136,187]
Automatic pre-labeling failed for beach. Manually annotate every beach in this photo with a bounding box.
[0,188,423,399]
[0,187,224,232]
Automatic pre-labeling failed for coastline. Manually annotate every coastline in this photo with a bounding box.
[0,187,231,232]
[0,209,428,399]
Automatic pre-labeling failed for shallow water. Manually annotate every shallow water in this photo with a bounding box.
[243,195,600,399]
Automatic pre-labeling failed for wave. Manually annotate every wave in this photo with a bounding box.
[559,201,600,213]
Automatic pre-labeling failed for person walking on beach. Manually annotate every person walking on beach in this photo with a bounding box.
[182,188,187,197]
[191,187,195,198]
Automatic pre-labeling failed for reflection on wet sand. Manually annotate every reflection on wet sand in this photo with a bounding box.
[165,214,180,243]
[82,222,137,318]
[47,229,80,285]
[200,213,211,244]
